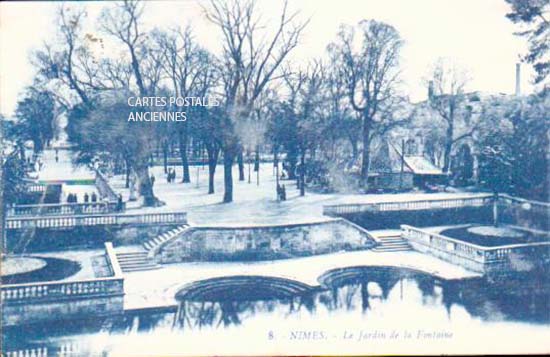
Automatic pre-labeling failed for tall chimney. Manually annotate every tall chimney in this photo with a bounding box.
[515,63,521,96]
[428,80,434,100]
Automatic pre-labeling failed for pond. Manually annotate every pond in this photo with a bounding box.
[3,267,549,355]
[440,224,549,247]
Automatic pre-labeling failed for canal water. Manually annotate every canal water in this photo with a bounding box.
[3,267,549,356]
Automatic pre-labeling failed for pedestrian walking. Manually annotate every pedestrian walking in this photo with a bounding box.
[91,192,97,202]
[117,193,124,211]
[84,193,89,203]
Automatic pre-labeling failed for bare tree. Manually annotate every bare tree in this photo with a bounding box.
[329,20,404,184]
[285,62,326,196]
[204,0,307,202]
[99,0,161,206]
[156,27,217,183]
[99,0,148,96]
[425,59,476,173]
[33,6,103,108]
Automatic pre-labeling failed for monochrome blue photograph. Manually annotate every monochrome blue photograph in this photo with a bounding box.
[0,0,549,355]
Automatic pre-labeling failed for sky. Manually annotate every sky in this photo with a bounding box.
[0,0,536,117]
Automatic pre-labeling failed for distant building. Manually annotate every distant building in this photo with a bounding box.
[368,139,446,191]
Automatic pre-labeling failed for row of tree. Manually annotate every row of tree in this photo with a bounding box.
[5,0,549,205]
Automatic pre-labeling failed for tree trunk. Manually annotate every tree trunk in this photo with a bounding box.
[179,128,191,183]
[360,117,372,186]
[162,142,168,174]
[223,149,235,203]
[125,159,131,189]
[207,146,219,194]
[136,161,158,207]
[237,150,245,181]
[300,153,306,196]
[18,142,25,162]
[287,146,298,180]
[350,137,358,161]
[443,124,454,173]
[254,146,260,172]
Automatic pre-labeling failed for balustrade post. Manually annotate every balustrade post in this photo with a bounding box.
[493,192,499,227]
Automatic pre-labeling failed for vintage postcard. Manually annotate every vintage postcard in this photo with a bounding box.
[1,0,549,355]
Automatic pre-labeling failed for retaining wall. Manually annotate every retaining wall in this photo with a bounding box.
[155,219,376,263]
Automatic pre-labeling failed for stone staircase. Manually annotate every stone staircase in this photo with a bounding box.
[372,234,412,252]
[115,251,161,272]
[115,224,189,272]
[142,224,190,251]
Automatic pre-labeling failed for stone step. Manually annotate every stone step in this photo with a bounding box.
[117,257,149,262]
[378,242,410,247]
[142,224,191,252]
[121,265,162,272]
[372,246,412,252]
[117,254,148,260]
[119,261,156,267]
[117,251,148,256]
[378,238,407,243]
[153,237,164,245]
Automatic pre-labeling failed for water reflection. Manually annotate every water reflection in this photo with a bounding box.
[3,267,549,355]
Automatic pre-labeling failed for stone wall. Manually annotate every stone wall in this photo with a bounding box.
[2,295,124,326]
[335,205,493,230]
[8,224,179,252]
[155,219,376,263]
[497,196,549,232]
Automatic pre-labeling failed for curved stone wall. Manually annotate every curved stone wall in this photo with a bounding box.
[155,219,376,263]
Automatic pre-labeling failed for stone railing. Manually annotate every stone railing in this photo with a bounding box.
[5,211,187,230]
[104,241,123,277]
[497,194,550,231]
[94,169,119,201]
[401,224,550,274]
[25,183,47,193]
[1,242,125,326]
[323,194,493,216]
[6,201,122,217]
[0,276,124,305]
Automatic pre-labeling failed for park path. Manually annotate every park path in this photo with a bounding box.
[35,148,95,182]
[109,163,487,226]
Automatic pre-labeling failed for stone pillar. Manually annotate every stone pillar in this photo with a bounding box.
[493,192,499,227]
[472,154,479,182]
[515,63,521,96]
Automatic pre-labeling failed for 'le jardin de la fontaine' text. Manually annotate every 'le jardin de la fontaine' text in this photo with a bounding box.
[127,96,220,122]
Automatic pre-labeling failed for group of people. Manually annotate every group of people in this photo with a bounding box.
[66,192,98,203]
[166,168,177,183]
[277,184,287,201]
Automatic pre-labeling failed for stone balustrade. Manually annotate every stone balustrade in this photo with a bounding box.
[1,242,126,326]
[5,211,187,230]
[401,224,550,274]
[104,241,123,277]
[497,194,550,231]
[323,194,494,216]
[1,277,124,304]
[25,183,46,193]
[6,201,123,217]
[94,169,119,201]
